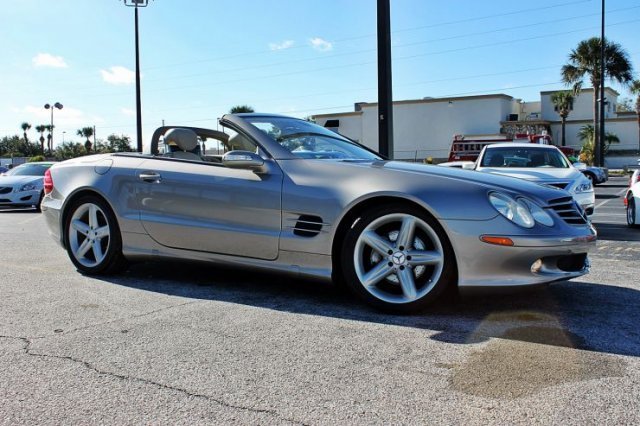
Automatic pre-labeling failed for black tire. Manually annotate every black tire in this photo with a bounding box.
[628,197,639,228]
[34,191,44,212]
[340,204,456,313]
[585,173,595,186]
[63,195,127,274]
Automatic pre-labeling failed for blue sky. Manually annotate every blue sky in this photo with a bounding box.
[1,0,639,149]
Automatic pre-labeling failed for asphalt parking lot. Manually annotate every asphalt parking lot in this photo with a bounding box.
[1,176,639,424]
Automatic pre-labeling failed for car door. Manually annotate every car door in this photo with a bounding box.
[135,157,283,260]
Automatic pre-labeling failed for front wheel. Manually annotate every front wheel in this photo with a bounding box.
[628,197,639,228]
[64,195,127,274]
[341,204,456,313]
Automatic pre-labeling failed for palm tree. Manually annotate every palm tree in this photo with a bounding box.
[35,125,46,154]
[550,91,574,146]
[45,125,54,152]
[561,37,633,165]
[630,79,640,153]
[20,122,31,142]
[229,105,255,113]
[77,127,94,152]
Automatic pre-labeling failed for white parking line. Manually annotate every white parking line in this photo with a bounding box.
[595,188,628,209]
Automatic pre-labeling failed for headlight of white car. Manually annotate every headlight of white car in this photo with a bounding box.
[571,180,593,193]
[488,192,535,228]
[17,183,37,192]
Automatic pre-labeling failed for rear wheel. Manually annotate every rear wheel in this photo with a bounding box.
[64,195,127,274]
[341,204,456,313]
[628,197,639,228]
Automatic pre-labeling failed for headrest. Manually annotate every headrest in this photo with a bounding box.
[164,128,198,152]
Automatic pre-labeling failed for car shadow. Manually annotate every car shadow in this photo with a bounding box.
[0,207,38,213]
[593,223,640,242]
[94,260,640,358]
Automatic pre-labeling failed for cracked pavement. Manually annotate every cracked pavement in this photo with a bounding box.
[1,178,640,424]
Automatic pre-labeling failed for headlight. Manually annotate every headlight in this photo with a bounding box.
[572,180,593,193]
[17,183,37,192]
[489,192,535,228]
[520,199,554,227]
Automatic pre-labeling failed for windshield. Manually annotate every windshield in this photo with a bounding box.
[480,147,570,168]
[5,163,53,177]
[245,116,381,160]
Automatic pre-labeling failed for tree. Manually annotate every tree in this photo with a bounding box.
[0,135,40,157]
[616,97,634,112]
[561,37,633,165]
[578,124,620,165]
[229,105,255,113]
[35,125,46,154]
[44,125,54,153]
[630,79,640,152]
[20,122,31,143]
[77,127,94,153]
[550,91,574,146]
[106,134,134,152]
[54,141,88,161]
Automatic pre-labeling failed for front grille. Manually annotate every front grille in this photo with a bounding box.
[0,187,12,194]
[547,196,588,225]
[547,182,569,189]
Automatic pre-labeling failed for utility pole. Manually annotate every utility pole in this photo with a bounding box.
[598,0,606,167]
[122,0,152,153]
[377,0,394,159]
[93,125,97,150]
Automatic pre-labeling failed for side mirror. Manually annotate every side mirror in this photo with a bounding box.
[462,163,475,170]
[222,150,266,173]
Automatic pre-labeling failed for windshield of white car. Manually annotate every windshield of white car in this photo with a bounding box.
[245,117,381,160]
[480,148,570,168]
[4,164,52,176]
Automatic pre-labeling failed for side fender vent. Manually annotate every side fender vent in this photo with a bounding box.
[293,215,324,237]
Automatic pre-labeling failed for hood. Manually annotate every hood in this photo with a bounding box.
[0,175,43,186]
[360,160,571,203]
[475,167,582,183]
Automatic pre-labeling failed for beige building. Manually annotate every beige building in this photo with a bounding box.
[313,88,638,163]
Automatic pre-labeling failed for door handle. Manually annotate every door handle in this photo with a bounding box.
[139,172,162,183]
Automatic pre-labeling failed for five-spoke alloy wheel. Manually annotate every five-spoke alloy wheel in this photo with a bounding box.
[64,196,126,274]
[342,204,456,312]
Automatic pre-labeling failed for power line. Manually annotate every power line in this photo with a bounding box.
[78,18,639,98]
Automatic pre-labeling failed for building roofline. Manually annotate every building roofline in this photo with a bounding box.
[357,93,514,108]
[312,111,363,119]
[540,87,620,96]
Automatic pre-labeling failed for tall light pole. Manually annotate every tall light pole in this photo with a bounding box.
[377,0,394,159]
[598,0,606,167]
[44,102,63,152]
[122,0,152,153]
[62,131,66,143]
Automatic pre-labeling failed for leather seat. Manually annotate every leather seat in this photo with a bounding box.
[164,128,201,161]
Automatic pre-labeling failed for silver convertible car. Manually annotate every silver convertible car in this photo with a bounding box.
[42,114,596,312]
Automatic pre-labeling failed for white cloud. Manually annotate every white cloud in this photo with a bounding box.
[309,37,333,52]
[269,40,295,51]
[100,66,136,85]
[32,53,68,68]
[121,108,136,117]
[16,105,103,128]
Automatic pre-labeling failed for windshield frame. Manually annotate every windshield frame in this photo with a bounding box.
[241,115,384,161]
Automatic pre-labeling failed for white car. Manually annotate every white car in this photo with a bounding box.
[626,169,640,228]
[475,143,595,216]
[0,162,55,210]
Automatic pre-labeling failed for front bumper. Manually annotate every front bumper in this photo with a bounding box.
[0,189,41,207]
[573,190,595,216]
[444,216,596,291]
